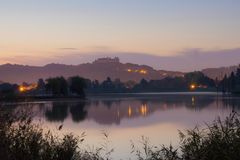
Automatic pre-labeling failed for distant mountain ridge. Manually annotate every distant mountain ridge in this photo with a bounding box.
[0,57,183,84]
[0,57,238,84]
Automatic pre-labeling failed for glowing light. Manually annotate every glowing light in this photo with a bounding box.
[144,105,147,115]
[127,68,148,74]
[140,104,148,116]
[192,96,195,106]
[19,83,38,92]
[128,106,132,117]
[192,97,195,102]
[190,84,196,90]
[19,86,25,92]
[127,69,132,72]
[139,69,147,74]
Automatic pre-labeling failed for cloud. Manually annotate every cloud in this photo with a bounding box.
[0,55,56,66]
[58,48,79,50]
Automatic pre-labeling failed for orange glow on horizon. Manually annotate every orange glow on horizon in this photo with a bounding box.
[19,83,38,92]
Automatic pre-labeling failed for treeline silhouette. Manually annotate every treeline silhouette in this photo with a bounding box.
[2,68,240,99]
[86,71,215,93]
[45,76,86,97]
[42,66,240,94]
[218,67,240,94]
[0,76,87,99]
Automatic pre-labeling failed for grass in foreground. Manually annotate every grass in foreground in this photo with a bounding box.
[0,108,239,160]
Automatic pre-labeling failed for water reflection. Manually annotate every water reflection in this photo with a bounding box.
[45,102,68,122]
[3,94,239,126]
[70,102,88,122]
[45,101,87,122]
[2,94,240,159]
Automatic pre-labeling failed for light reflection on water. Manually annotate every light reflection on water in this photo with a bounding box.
[2,93,240,159]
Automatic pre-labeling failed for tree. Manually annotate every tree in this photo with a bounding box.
[221,75,228,93]
[124,80,136,89]
[219,65,240,94]
[233,66,240,93]
[68,76,86,98]
[140,78,148,86]
[184,71,215,87]
[37,79,45,89]
[101,77,114,89]
[92,80,99,89]
[0,83,17,98]
[229,72,236,92]
[45,77,68,96]
[236,67,240,85]
[36,79,45,94]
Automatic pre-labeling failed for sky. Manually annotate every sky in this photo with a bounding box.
[0,0,240,71]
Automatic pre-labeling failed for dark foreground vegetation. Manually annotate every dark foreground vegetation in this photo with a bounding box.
[0,107,239,160]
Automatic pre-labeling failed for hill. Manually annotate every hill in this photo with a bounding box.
[202,65,239,80]
[0,57,183,84]
[1,57,238,84]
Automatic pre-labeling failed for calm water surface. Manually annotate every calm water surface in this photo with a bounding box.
[2,93,240,159]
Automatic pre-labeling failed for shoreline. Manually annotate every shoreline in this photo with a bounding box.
[0,91,228,102]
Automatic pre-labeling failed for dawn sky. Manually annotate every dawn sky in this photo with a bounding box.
[0,0,240,71]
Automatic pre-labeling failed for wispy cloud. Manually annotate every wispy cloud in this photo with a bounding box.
[58,48,79,50]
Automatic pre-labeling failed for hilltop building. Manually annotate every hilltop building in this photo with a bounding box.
[93,57,120,64]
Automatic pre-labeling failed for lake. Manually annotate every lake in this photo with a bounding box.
[2,92,240,159]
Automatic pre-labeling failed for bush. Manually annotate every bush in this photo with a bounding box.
[0,108,110,160]
[131,137,180,160]
[131,111,240,160]
[179,111,240,160]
